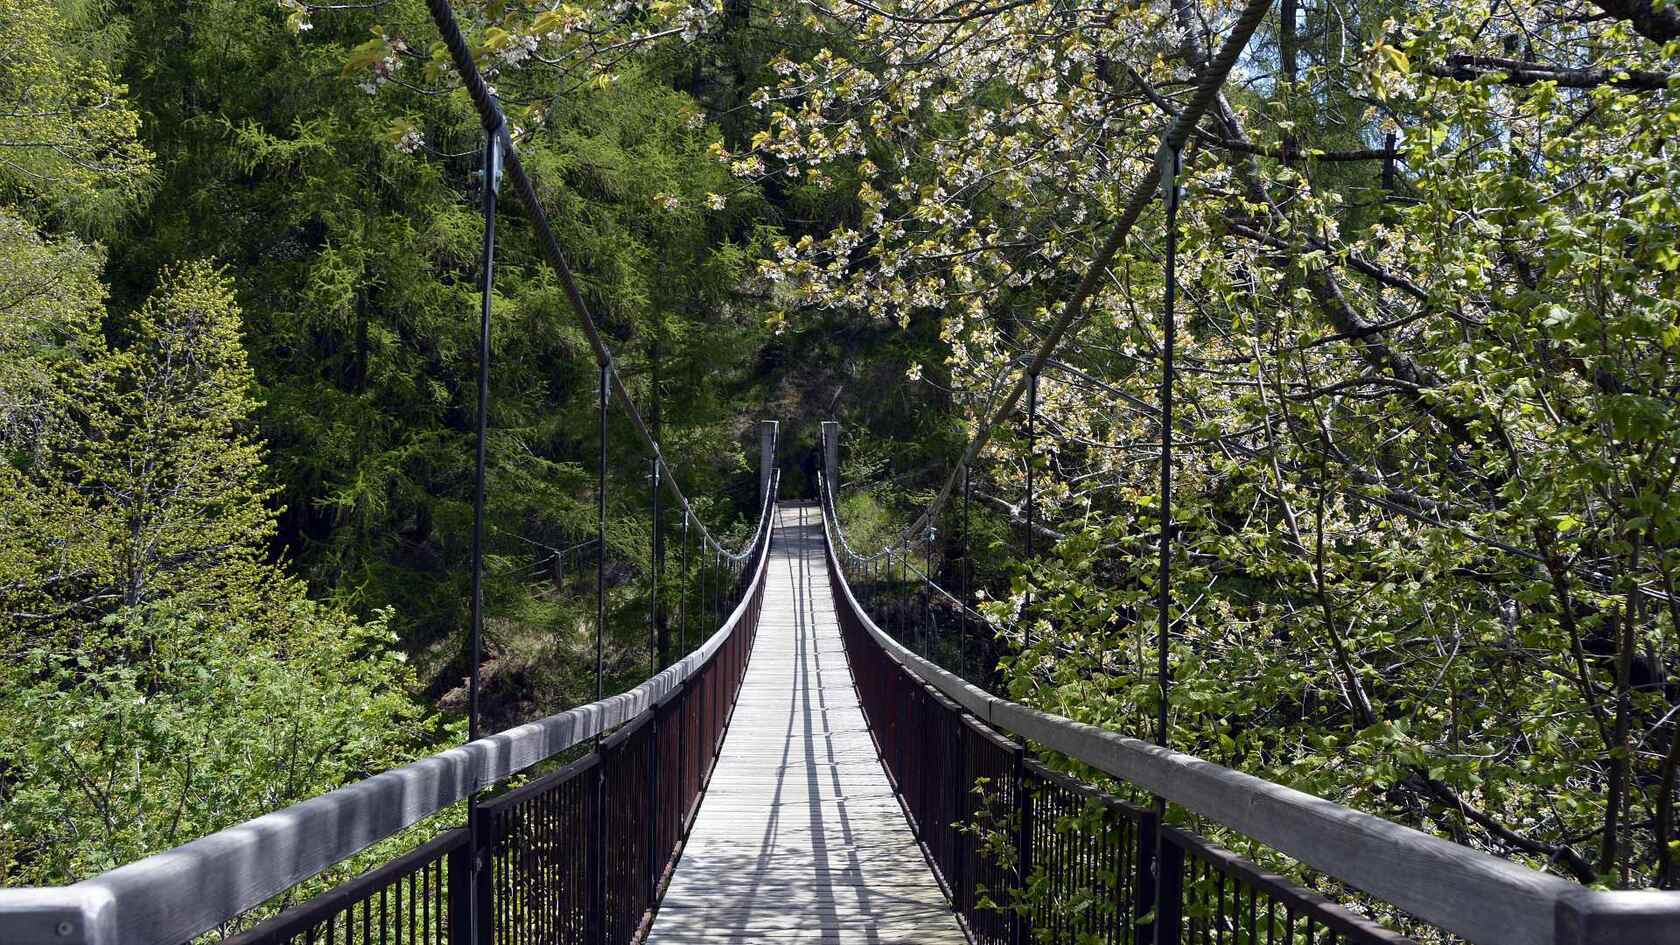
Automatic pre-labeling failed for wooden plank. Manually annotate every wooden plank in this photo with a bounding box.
[648,504,966,945]
[650,932,954,945]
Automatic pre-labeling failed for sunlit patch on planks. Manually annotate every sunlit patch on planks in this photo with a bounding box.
[646,503,968,945]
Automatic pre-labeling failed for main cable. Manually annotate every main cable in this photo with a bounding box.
[885,0,1274,549]
[424,0,769,563]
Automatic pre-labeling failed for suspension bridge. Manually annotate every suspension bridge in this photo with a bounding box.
[5,0,1680,943]
[3,426,1678,945]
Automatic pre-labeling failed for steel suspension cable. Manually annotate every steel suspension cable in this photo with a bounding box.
[596,362,608,714]
[1024,369,1037,650]
[423,0,766,565]
[465,120,499,945]
[651,458,660,674]
[875,0,1275,551]
[1158,144,1181,752]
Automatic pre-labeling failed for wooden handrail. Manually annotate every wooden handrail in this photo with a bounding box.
[0,472,780,945]
[817,476,1680,945]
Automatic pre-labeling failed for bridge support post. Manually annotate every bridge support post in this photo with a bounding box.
[446,822,494,945]
[647,707,660,910]
[1135,807,1160,945]
[949,714,968,920]
[924,529,934,659]
[1153,827,1185,945]
[473,822,493,945]
[587,756,606,945]
[596,361,609,712]
[759,420,778,508]
[447,840,471,945]
[676,677,688,830]
[821,420,839,496]
[463,117,501,945]
[652,457,663,672]
[1024,369,1037,653]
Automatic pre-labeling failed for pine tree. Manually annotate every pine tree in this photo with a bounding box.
[76,261,277,615]
[0,263,426,887]
[0,0,153,231]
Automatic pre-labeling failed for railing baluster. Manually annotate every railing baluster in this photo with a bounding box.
[448,838,470,945]
[646,708,659,910]
[475,812,493,945]
[1012,746,1032,945]
[1158,831,1185,945]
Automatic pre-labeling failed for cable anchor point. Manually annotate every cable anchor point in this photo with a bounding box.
[1157,142,1183,211]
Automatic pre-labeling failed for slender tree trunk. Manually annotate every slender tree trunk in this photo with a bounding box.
[1652,546,1680,886]
[1316,452,1375,728]
[1280,0,1298,162]
[1602,533,1642,883]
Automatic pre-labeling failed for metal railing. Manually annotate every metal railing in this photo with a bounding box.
[0,472,778,945]
[817,471,1680,945]
[224,560,761,945]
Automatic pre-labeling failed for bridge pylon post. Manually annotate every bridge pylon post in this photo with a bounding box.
[647,703,660,908]
[759,420,778,507]
[652,457,663,672]
[447,839,471,945]
[1152,824,1185,945]
[821,420,840,496]
[949,706,968,920]
[1135,806,1160,945]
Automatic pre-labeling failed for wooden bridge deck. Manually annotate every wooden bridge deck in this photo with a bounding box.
[646,502,966,945]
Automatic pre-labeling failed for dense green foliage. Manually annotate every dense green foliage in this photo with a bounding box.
[4,0,1680,928]
[0,0,771,896]
[711,0,1680,895]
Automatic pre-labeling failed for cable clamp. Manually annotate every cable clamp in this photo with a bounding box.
[1157,142,1183,210]
[483,95,506,192]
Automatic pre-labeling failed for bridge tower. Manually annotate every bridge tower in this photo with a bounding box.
[821,419,839,493]
[759,419,778,505]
